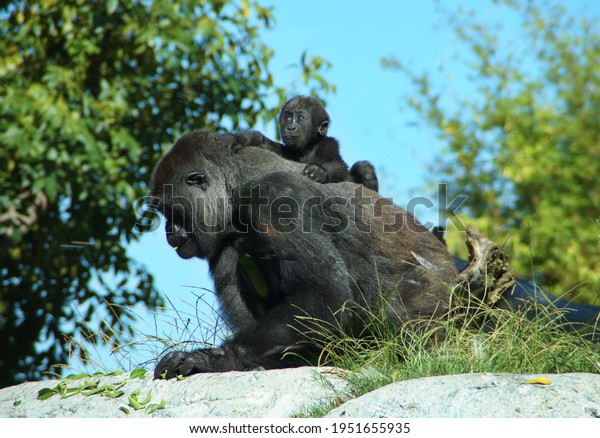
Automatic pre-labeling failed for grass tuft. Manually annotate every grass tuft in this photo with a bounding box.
[305,292,600,415]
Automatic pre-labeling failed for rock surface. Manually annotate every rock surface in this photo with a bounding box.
[1,368,599,418]
[327,372,600,418]
[0,367,346,418]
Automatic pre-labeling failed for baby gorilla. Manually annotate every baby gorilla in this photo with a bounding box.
[229,96,379,191]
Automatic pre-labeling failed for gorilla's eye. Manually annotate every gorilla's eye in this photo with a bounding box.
[186,172,208,190]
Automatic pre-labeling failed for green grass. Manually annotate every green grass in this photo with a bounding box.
[296,294,600,417]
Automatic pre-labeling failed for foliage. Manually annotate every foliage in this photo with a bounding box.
[383,0,600,303]
[36,368,166,415]
[0,0,333,387]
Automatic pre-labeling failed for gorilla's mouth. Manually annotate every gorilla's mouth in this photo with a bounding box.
[173,237,194,258]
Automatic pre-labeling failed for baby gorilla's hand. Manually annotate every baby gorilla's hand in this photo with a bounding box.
[303,163,329,183]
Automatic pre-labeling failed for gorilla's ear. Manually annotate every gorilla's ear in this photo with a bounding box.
[318,120,329,136]
[186,172,208,190]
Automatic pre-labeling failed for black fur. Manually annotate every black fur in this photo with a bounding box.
[150,130,459,378]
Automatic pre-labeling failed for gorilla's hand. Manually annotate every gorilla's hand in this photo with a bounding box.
[218,133,244,155]
[303,163,329,183]
[154,347,243,379]
[218,131,282,156]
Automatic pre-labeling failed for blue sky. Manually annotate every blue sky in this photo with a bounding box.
[90,0,600,371]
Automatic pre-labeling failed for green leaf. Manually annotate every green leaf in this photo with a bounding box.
[139,390,152,406]
[106,0,118,15]
[128,395,143,410]
[65,373,91,381]
[82,387,105,396]
[105,390,125,399]
[37,388,57,401]
[130,368,147,379]
[62,387,83,398]
[55,382,68,397]
[145,399,166,415]
[79,380,99,390]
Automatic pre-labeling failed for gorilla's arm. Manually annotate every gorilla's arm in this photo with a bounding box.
[210,245,258,332]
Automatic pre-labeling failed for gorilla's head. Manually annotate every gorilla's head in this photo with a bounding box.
[149,131,234,260]
[278,95,330,150]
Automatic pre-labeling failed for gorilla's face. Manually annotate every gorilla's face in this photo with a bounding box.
[279,107,313,149]
[149,132,233,261]
[278,97,329,152]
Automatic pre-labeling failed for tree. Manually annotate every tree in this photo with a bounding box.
[0,0,332,387]
[384,0,599,304]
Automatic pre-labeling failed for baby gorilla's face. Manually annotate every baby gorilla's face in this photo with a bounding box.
[278,96,330,152]
[279,107,314,149]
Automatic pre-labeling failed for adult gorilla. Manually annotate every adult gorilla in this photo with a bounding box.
[149,130,460,379]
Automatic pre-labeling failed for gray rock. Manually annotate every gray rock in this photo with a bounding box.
[3,369,599,418]
[0,367,346,418]
[327,373,600,418]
